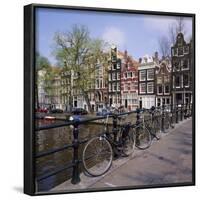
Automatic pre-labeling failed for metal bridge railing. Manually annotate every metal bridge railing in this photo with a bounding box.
[35,103,192,188]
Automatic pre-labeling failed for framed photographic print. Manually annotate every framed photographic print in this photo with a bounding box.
[24,3,195,195]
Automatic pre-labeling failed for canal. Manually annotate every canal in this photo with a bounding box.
[35,114,137,192]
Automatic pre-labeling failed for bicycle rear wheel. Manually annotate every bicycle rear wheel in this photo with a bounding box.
[135,125,152,150]
[82,136,113,177]
[122,128,136,156]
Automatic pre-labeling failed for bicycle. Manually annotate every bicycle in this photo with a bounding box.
[82,109,136,177]
[145,106,162,140]
[133,108,152,150]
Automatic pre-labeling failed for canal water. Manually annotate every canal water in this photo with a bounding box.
[35,118,110,192]
[35,114,137,192]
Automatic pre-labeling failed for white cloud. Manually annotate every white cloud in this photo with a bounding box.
[142,15,192,40]
[102,27,126,48]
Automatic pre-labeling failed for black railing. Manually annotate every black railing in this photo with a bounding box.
[35,103,192,188]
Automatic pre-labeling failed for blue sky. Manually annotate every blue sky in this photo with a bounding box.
[35,8,193,65]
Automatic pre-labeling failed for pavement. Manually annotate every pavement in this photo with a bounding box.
[50,118,193,193]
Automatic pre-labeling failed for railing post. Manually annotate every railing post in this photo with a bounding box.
[136,107,140,127]
[161,104,165,132]
[184,103,187,119]
[135,107,140,141]
[112,113,118,158]
[71,120,81,184]
[176,103,179,123]
[189,102,191,117]
[170,103,174,126]
[180,103,183,121]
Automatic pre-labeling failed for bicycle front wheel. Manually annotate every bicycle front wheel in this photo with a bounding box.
[82,136,113,177]
[135,125,152,150]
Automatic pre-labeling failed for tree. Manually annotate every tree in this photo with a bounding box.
[158,36,170,58]
[35,53,50,109]
[53,25,108,113]
[158,17,187,58]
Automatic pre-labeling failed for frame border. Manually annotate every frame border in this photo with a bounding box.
[24,3,195,196]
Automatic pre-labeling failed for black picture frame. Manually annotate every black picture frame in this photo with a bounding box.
[24,3,195,196]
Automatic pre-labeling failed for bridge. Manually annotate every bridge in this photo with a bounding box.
[51,118,193,192]
[35,104,194,194]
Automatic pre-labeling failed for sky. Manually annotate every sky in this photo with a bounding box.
[35,7,193,65]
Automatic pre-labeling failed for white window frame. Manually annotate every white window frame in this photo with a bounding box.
[139,70,146,81]
[147,69,154,80]
[164,84,170,95]
[184,45,189,54]
[182,59,189,70]
[140,83,146,94]
[112,72,116,80]
[157,85,163,95]
[147,82,154,94]
[127,72,132,78]
[112,83,117,91]
[117,72,120,80]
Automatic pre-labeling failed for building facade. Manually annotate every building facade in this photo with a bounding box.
[94,58,109,112]
[108,46,121,107]
[171,33,192,106]
[119,50,139,111]
[138,55,158,109]
[155,58,171,107]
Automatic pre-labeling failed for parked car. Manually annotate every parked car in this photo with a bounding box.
[50,108,63,113]
[35,107,48,113]
[71,108,88,115]
[96,108,112,116]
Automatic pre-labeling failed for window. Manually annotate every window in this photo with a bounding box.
[162,98,166,105]
[117,61,121,69]
[183,59,189,70]
[124,83,128,91]
[173,48,178,56]
[147,69,154,80]
[100,79,103,88]
[113,83,117,91]
[158,85,162,94]
[131,82,135,90]
[178,47,183,56]
[184,45,189,54]
[127,72,132,78]
[183,74,189,86]
[139,70,146,81]
[109,73,112,81]
[157,98,161,107]
[96,80,99,89]
[165,85,170,94]
[112,72,116,80]
[140,83,146,93]
[175,75,181,87]
[173,60,180,71]
[117,83,120,91]
[117,72,120,80]
[109,83,112,91]
[166,98,170,105]
[147,82,154,93]
[157,77,162,84]
[164,75,170,83]
[113,63,117,70]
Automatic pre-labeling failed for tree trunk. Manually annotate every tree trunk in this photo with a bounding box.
[82,89,93,113]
